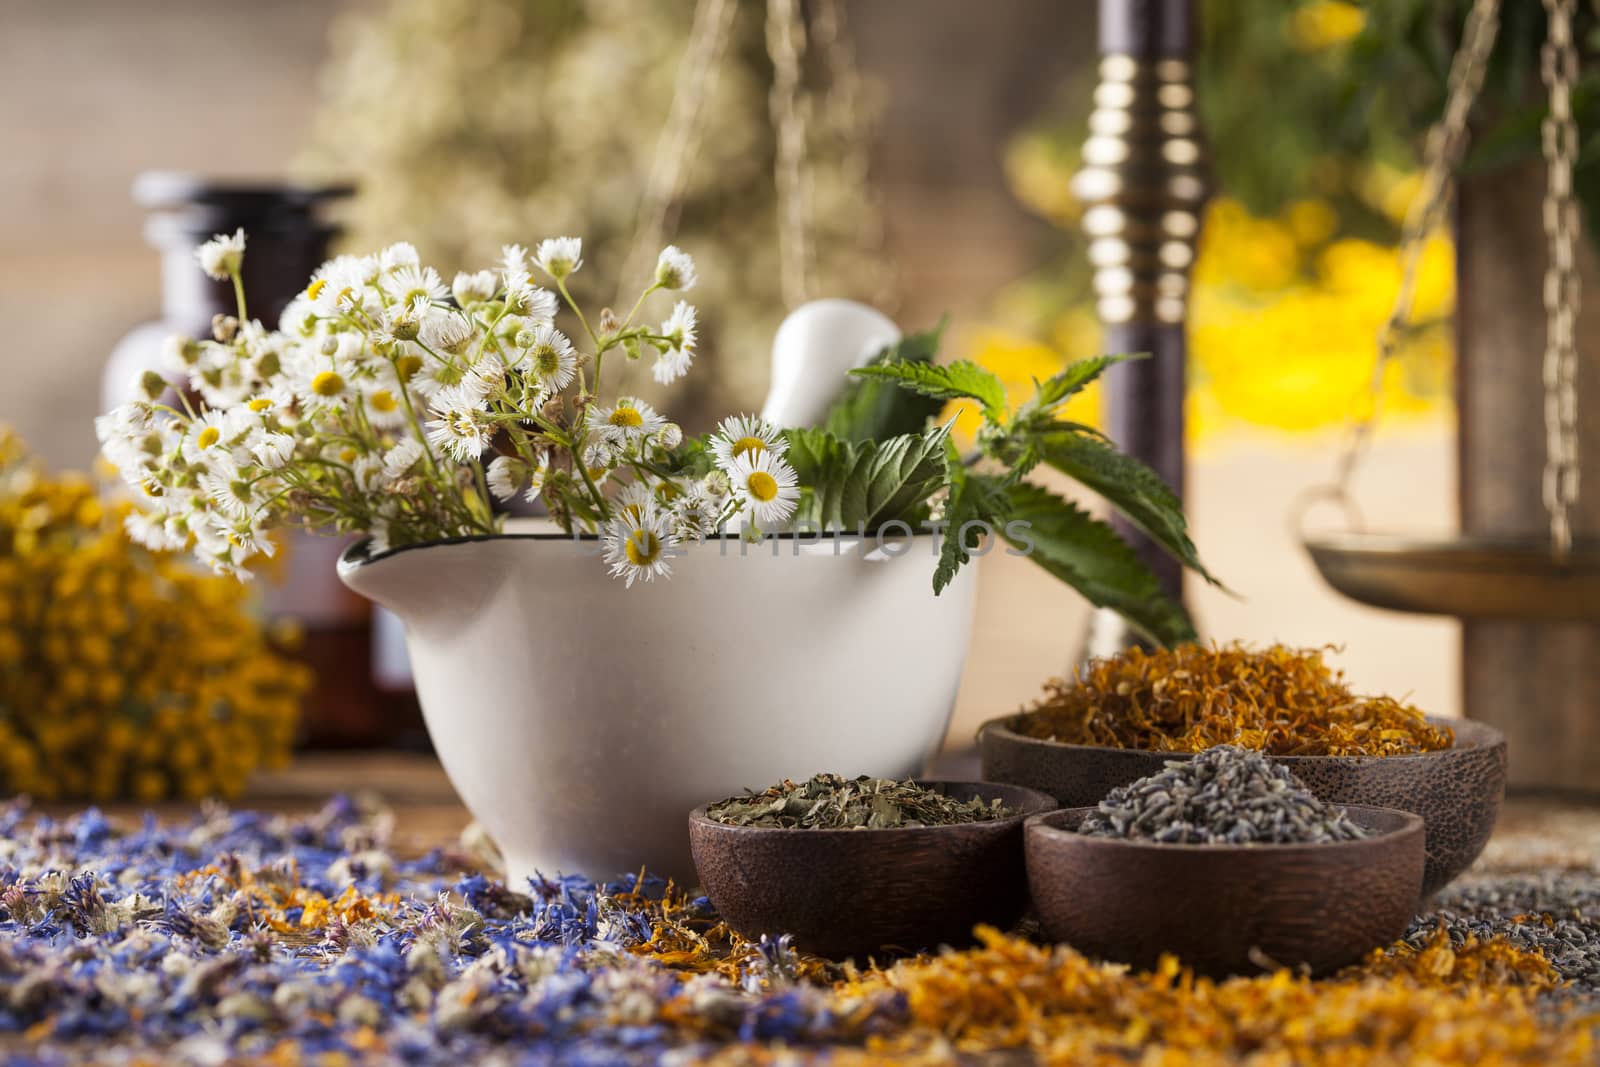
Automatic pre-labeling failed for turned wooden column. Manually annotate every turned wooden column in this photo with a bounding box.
[1458,162,1600,792]
[1076,0,1207,654]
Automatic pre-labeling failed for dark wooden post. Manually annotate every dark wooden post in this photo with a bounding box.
[1458,162,1600,793]
[1074,0,1208,655]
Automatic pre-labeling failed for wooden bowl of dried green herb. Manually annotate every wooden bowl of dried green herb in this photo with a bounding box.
[689,775,1057,960]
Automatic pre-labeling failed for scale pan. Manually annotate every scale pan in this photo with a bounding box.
[1303,533,1600,620]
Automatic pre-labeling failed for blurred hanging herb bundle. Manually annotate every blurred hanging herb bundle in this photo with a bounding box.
[300,0,890,418]
[0,429,306,802]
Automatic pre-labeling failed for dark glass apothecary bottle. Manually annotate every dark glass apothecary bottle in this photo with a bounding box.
[102,172,418,748]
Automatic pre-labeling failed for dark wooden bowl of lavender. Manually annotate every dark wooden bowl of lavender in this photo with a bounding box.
[688,780,1057,960]
[1026,804,1425,977]
[981,715,1504,899]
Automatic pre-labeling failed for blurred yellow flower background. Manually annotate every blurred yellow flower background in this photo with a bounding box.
[961,187,1454,445]
[0,430,307,802]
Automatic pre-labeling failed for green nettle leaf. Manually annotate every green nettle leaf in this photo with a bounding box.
[934,462,1010,595]
[1000,481,1197,647]
[783,424,949,531]
[1021,352,1144,417]
[820,324,948,442]
[1030,430,1220,587]
[850,360,1008,423]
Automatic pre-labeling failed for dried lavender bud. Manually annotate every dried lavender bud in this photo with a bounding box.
[705,774,1019,830]
[1079,745,1371,845]
[1406,871,1600,1004]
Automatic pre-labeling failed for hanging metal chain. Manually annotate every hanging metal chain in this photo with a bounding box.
[1309,0,1502,530]
[767,0,816,308]
[619,0,738,301]
[1540,0,1582,560]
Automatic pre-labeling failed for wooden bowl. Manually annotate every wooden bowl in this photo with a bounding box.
[1026,805,1426,976]
[688,781,1058,960]
[980,715,1504,899]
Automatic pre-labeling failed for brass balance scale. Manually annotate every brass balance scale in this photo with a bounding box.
[1302,0,1600,623]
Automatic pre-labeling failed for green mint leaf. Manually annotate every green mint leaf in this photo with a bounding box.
[784,424,949,531]
[850,359,1007,423]
[841,423,951,530]
[1031,429,1220,587]
[1000,481,1196,646]
[1021,352,1145,418]
[934,465,1010,594]
[819,323,948,441]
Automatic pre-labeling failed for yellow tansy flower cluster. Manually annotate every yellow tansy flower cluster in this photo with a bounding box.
[0,428,306,802]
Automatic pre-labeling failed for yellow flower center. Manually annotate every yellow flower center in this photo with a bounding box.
[340,448,358,464]
[369,389,398,414]
[395,354,424,380]
[609,408,644,429]
[625,529,661,566]
[195,427,221,449]
[746,471,778,502]
[535,348,562,376]
[247,397,273,413]
[311,371,346,398]
[731,435,767,459]
[305,278,328,301]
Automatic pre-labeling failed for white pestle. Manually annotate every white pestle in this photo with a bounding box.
[758,299,902,429]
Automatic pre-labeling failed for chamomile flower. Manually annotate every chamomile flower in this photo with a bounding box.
[655,300,696,360]
[485,455,528,502]
[299,363,354,414]
[728,450,799,529]
[614,480,657,524]
[382,437,424,479]
[524,454,551,504]
[182,409,237,466]
[523,323,578,394]
[195,228,246,279]
[162,335,205,373]
[379,242,421,271]
[418,309,475,356]
[452,269,500,306]
[710,414,787,467]
[669,481,721,541]
[361,383,411,430]
[589,397,665,451]
[533,236,583,280]
[425,405,492,463]
[382,264,448,308]
[603,506,677,587]
[500,243,529,275]
[251,433,296,470]
[125,508,185,552]
[382,294,431,342]
[509,283,559,322]
[654,246,698,291]
[201,463,264,522]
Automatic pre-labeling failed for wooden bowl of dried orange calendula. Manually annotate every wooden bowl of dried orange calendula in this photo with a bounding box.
[980,642,1504,901]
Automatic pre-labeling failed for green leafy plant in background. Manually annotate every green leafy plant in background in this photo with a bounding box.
[793,330,1218,647]
[1331,1,1600,249]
